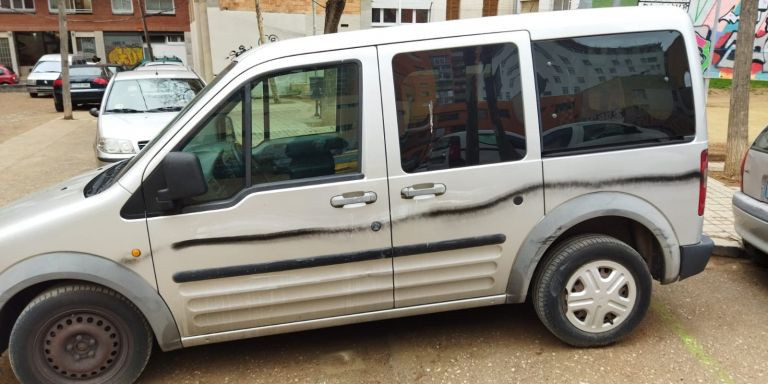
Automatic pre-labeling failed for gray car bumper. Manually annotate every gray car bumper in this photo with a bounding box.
[733,191,768,254]
[678,235,713,280]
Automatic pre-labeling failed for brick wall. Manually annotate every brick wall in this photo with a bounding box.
[0,0,190,32]
[220,0,360,14]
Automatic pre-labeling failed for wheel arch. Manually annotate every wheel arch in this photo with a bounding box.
[0,252,182,353]
[506,191,681,303]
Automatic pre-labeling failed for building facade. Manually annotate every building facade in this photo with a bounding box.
[0,0,192,78]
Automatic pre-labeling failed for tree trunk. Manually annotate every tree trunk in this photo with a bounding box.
[724,0,759,178]
[254,0,279,103]
[324,0,346,34]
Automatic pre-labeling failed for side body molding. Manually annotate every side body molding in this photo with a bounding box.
[505,192,682,303]
[0,252,182,351]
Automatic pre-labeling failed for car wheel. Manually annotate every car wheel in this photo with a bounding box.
[30,92,38,98]
[9,284,153,384]
[532,234,652,347]
[744,241,768,268]
[55,100,64,112]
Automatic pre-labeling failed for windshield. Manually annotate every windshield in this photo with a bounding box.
[94,61,238,193]
[32,61,61,73]
[105,78,204,113]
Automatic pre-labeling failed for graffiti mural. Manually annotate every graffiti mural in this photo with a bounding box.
[690,0,768,80]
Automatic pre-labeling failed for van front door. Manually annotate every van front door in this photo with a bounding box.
[145,47,393,339]
[377,33,544,307]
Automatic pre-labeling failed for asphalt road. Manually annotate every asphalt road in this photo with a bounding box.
[1,94,767,384]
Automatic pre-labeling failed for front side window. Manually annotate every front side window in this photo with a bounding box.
[145,0,174,14]
[393,43,526,173]
[179,62,361,205]
[49,0,92,13]
[111,0,132,14]
[534,30,695,155]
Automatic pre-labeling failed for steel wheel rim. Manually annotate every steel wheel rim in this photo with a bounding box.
[563,260,637,333]
[34,309,131,383]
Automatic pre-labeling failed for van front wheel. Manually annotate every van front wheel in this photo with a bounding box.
[8,284,153,384]
[532,234,652,347]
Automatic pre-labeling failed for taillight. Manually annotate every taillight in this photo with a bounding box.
[740,150,748,192]
[698,149,708,216]
[92,77,108,86]
[53,79,62,87]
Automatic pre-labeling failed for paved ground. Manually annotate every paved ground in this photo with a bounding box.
[1,94,768,384]
[703,174,743,257]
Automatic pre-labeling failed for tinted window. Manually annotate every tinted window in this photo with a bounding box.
[753,128,768,153]
[69,67,103,76]
[393,43,526,173]
[533,31,695,155]
[250,63,360,185]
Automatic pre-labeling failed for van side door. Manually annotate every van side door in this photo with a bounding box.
[377,32,544,307]
[143,47,393,339]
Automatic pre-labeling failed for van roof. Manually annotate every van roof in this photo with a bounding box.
[235,7,692,68]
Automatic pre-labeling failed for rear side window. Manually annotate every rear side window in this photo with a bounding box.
[753,128,768,153]
[392,43,526,173]
[533,31,695,155]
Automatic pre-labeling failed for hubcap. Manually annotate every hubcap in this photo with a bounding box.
[563,260,637,333]
[42,312,122,380]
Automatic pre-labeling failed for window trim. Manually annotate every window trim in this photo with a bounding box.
[167,59,366,214]
[111,0,133,14]
[0,0,35,12]
[145,0,175,15]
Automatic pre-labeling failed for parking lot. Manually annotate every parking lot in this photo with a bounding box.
[1,93,767,384]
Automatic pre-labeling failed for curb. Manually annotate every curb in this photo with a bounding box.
[710,237,744,258]
[0,85,26,93]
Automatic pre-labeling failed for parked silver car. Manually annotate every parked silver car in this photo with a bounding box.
[733,126,768,264]
[92,69,205,161]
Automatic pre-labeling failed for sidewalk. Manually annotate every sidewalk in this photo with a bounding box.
[703,164,743,257]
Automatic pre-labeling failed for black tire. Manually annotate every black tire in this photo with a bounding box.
[8,284,153,384]
[55,100,63,112]
[29,92,38,98]
[744,241,768,268]
[532,234,652,347]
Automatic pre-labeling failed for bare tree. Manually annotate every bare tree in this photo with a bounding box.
[324,0,346,34]
[724,0,759,178]
[254,0,279,103]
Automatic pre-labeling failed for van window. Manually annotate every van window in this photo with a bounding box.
[533,31,695,155]
[392,43,526,173]
[249,63,361,184]
[179,62,361,205]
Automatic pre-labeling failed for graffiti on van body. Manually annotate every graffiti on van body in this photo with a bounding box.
[690,0,768,80]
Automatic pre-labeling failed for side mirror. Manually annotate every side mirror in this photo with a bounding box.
[89,107,99,117]
[157,152,207,205]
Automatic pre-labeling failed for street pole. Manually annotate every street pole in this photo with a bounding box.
[57,0,72,120]
[138,0,154,62]
[196,0,213,82]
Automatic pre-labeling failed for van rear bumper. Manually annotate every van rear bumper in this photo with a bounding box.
[678,235,713,280]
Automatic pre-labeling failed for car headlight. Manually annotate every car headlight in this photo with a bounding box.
[98,138,135,154]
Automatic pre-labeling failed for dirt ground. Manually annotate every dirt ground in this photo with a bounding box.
[706,89,768,159]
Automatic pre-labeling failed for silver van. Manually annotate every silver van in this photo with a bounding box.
[0,7,712,383]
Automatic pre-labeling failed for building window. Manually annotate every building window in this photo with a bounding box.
[76,36,96,57]
[0,0,35,12]
[372,6,429,26]
[49,0,92,13]
[145,0,174,14]
[0,37,12,68]
[111,0,132,14]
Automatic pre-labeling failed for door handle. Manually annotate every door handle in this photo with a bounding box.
[401,183,447,199]
[330,191,377,208]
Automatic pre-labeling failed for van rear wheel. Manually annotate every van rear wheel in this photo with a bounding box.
[532,234,652,347]
[9,284,152,384]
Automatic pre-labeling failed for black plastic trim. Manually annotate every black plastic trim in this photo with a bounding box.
[678,235,713,280]
[172,233,507,283]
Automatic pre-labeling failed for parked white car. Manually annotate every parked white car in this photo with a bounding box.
[92,69,205,161]
[26,54,72,97]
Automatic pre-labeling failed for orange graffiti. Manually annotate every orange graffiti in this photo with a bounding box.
[108,47,144,66]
